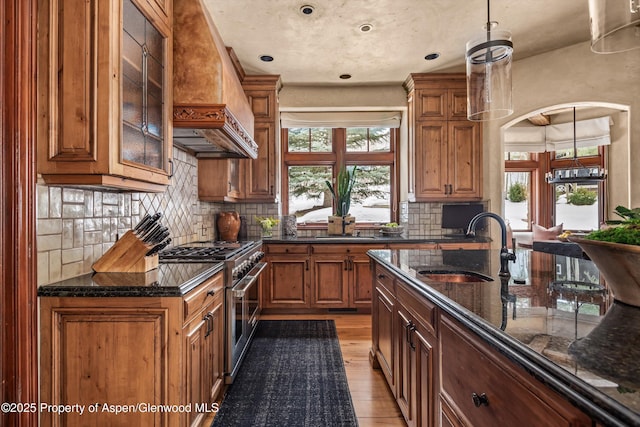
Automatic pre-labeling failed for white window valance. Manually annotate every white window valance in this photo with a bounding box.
[280,111,402,129]
[504,116,613,153]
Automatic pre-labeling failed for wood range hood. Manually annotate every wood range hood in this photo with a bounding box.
[172,0,257,159]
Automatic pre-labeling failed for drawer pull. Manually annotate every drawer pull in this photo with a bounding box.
[471,392,489,408]
[206,289,216,297]
[377,274,386,279]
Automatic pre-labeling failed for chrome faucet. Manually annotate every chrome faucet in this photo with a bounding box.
[465,212,516,277]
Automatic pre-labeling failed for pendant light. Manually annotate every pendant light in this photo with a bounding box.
[545,107,608,185]
[589,0,640,53]
[466,0,514,121]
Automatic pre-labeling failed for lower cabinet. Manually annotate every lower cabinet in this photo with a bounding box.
[39,271,224,427]
[395,282,437,427]
[370,259,592,427]
[263,243,384,310]
[439,314,591,427]
[183,276,225,427]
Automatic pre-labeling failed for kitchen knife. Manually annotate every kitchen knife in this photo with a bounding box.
[139,221,163,241]
[146,238,171,256]
[144,225,168,244]
[133,213,152,232]
[136,212,162,238]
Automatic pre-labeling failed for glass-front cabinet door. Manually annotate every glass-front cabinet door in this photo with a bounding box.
[37,0,172,192]
[122,0,166,171]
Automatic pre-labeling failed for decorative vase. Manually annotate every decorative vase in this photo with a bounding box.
[217,211,241,241]
[569,236,640,307]
[568,301,640,390]
[261,227,273,238]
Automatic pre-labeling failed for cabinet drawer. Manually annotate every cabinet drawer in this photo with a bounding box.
[396,281,437,335]
[183,273,224,323]
[311,244,352,255]
[374,265,395,295]
[440,315,591,427]
[438,242,490,250]
[265,244,309,255]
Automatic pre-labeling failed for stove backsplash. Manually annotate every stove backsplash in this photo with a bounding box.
[36,147,277,286]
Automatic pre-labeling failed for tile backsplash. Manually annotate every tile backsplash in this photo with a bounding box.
[36,147,282,285]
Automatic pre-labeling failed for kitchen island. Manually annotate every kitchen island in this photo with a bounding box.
[368,247,640,427]
[38,262,224,427]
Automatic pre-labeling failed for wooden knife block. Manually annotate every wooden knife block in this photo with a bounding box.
[92,230,159,273]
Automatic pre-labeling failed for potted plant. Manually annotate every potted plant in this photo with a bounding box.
[255,216,280,238]
[569,205,640,307]
[325,165,357,235]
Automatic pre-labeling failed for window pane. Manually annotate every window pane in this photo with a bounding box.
[555,146,599,159]
[287,128,331,152]
[346,127,390,152]
[505,152,530,160]
[555,181,599,231]
[288,166,333,222]
[504,172,531,230]
[351,165,391,223]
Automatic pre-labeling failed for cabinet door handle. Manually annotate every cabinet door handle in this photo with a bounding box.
[228,181,232,192]
[471,392,489,407]
[344,260,349,271]
[448,184,453,194]
[203,313,212,337]
[168,158,174,178]
[305,260,309,271]
[270,185,274,195]
[349,259,354,271]
[444,184,448,194]
[409,323,416,350]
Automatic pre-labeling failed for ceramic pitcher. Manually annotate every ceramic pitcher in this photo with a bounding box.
[217,211,241,241]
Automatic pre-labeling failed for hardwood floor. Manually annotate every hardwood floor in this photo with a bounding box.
[261,313,406,427]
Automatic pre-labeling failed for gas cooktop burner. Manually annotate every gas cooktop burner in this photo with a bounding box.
[158,241,257,262]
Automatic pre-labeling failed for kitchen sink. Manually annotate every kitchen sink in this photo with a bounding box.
[418,270,494,283]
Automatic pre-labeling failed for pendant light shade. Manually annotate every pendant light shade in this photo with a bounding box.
[466,1,514,121]
[589,0,640,54]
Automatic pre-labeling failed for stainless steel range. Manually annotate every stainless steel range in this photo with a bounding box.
[159,240,266,383]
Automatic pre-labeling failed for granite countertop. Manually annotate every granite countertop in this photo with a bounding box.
[37,262,224,297]
[368,247,640,426]
[263,233,492,244]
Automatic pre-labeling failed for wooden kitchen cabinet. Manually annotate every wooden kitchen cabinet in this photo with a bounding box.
[263,244,311,309]
[404,74,482,201]
[39,271,224,427]
[37,0,173,192]
[395,282,438,427]
[197,75,281,203]
[371,265,396,388]
[241,76,281,202]
[439,314,591,427]
[183,275,225,427]
[262,243,382,311]
[198,158,243,202]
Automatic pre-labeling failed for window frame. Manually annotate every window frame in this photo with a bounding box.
[281,127,400,229]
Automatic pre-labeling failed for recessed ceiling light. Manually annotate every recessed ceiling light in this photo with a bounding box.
[259,55,274,62]
[300,4,315,15]
[339,74,352,80]
[424,52,440,61]
[359,23,373,32]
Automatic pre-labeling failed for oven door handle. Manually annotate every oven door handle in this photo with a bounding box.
[232,262,267,298]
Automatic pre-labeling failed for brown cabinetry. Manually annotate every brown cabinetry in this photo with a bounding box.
[263,243,383,311]
[405,74,482,201]
[39,271,224,427]
[263,244,311,309]
[395,282,437,427]
[242,76,281,202]
[198,158,243,202]
[197,76,281,202]
[439,314,591,427]
[372,265,396,387]
[37,0,173,192]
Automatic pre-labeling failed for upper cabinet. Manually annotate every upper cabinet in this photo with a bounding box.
[404,74,482,202]
[37,0,173,192]
[241,75,282,203]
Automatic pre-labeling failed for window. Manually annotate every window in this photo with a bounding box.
[283,127,397,226]
[504,171,532,231]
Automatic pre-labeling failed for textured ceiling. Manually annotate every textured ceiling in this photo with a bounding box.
[203,0,591,86]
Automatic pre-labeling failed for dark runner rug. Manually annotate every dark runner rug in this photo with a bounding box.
[211,320,358,427]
